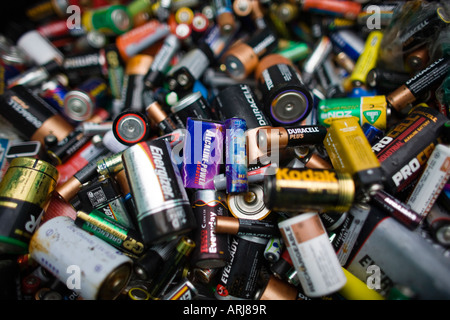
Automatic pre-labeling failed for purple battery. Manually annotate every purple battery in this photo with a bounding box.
[182,118,224,189]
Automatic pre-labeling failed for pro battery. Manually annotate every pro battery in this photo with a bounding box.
[324,116,384,200]
[0,157,58,254]
[318,95,389,131]
[371,105,448,198]
[122,139,196,245]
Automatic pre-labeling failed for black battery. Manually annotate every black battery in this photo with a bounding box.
[170,91,214,128]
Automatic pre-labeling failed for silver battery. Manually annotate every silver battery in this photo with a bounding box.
[227,184,271,220]
[29,216,133,300]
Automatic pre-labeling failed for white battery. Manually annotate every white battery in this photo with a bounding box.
[29,216,133,300]
[17,30,64,66]
[406,144,450,217]
[278,212,347,297]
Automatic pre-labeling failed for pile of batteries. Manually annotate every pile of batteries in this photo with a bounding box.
[0,0,449,301]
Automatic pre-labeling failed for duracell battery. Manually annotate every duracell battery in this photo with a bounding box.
[0,85,74,146]
[146,100,178,134]
[215,216,280,239]
[387,56,450,112]
[366,67,411,92]
[292,146,332,169]
[256,125,327,151]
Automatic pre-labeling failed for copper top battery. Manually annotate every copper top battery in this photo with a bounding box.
[0,85,73,146]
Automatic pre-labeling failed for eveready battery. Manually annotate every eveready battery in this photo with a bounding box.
[318,96,388,131]
[182,118,224,189]
[371,105,448,198]
[122,139,196,245]
[324,116,383,199]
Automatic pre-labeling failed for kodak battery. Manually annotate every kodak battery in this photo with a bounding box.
[371,106,448,198]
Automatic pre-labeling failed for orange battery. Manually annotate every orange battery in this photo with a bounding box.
[301,0,362,20]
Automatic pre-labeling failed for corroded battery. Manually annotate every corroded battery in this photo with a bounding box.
[29,216,133,300]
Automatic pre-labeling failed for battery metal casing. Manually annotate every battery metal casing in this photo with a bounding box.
[371,106,448,198]
[29,216,133,300]
[225,118,248,194]
[0,157,58,254]
[122,139,196,245]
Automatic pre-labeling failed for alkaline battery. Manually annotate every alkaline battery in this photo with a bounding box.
[75,210,145,257]
[263,236,283,262]
[144,34,181,88]
[134,239,178,281]
[426,202,450,247]
[222,27,278,80]
[117,54,154,116]
[318,95,388,131]
[215,216,280,239]
[7,59,62,88]
[387,56,450,113]
[0,85,74,145]
[315,57,346,98]
[278,212,347,298]
[406,144,450,217]
[256,274,298,300]
[165,43,215,93]
[255,57,314,126]
[301,36,333,86]
[225,118,248,194]
[16,30,64,66]
[182,118,224,189]
[227,184,272,220]
[170,91,214,128]
[122,139,196,245]
[264,167,355,213]
[29,216,133,300]
[0,157,58,254]
[215,235,268,300]
[39,77,69,116]
[62,51,109,83]
[96,152,124,178]
[82,4,132,36]
[112,109,151,146]
[70,175,135,230]
[366,67,411,92]
[63,77,108,123]
[349,31,383,88]
[162,278,199,300]
[329,30,365,62]
[372,105,448,198]
[146,100,178,135]
[324,116,384,199]
[213,0,236,35]
[191,189,229,269]
[301,0,362,20]
[147,236,196,299]
[370,189,423,230]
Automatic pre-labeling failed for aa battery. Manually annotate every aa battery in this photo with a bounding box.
[370,189,423,230]
[366,67,411,92]
[215,216,279,239]
[213,0,236,35]
[29,216,133,300]
[112,110,151,146]
[0,157,58,254]
[256,125,328,152]
[225,118,248,194]
[0,85,74,145]
[227,184,271,220]
[122,139,196,245]
[372,105,448,198]
[406,144,450,217]
[170,91,214,128]
[39,77,69,115]
[75,210,145,257]
[329,30,365,62]
[182,118,224,189]
[63,77,108,123]
[144,34,181,88]
[222,27,278,80]
[324,116,383,199]
[162,278,199,300]
[264,167,355,213]
[16,30,64,66]
[301,0,362,20]
[96,152,124,178]
[278,212,347,298]
[62,51,109,82]
[257,62,314,126]
[426,202,450,247]
[134,240,178,281]
[318,95,388,130]
[387,56,450,112]
[215,235,268,300]
[190,190,229,269]
[301,35,333,86]
[146,100,178,135]
[349,31,383,87]
[7,59,61,89]
[263,236,283,262]
[82,4,132,36]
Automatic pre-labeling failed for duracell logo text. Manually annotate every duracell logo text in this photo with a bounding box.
[276,168,337,182]
[405,57,444,86]
[252,34,276,55]
[150,145,175,199]
[9,96,43,129]
[240,84,268,126]
[287,127,320,135]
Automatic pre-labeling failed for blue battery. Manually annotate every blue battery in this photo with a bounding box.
[225,118,248,194]
[362,122,384,146]
[329,30,365,62]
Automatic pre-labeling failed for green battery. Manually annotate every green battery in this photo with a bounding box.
[277,41,310,62]
[318,95,388,131]
[82,4,132,35]
[75,210,145,257]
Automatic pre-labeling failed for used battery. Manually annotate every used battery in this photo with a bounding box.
[225,118,248,194]
[227,184,271,220]
[170,91,214,129]
[215,216,280,239]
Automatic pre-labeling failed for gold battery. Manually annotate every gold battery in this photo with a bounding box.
[349,31,383,87]
[323,117,383,199]
[97,152,124,177]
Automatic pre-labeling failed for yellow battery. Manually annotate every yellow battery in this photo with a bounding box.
[175,7,194,25]
[338,268,385,300]
[324,116,383,198]
[349,31,383,87]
